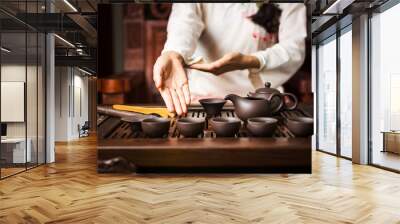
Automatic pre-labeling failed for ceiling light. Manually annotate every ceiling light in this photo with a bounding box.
[78,67,93,76]
[323,0,355,15]
[54,34,75,48]
[63,0,78,12]
[76,48,86,55]
[1,47,11,53]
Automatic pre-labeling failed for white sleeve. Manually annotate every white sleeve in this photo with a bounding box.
[252,3,307,88]
[162,3,205,64]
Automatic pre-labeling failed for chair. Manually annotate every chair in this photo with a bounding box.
[79,121,90,138]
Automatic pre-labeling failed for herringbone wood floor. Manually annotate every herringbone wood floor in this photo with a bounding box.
[1,136,400,224]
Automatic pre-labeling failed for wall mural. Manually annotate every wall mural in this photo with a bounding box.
[97,3,312,174]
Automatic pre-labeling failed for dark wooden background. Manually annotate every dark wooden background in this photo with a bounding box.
[97,4,312,106]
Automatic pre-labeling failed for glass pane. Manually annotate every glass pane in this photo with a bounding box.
[27,30,38,169]
[339,29,352,158]
[371,3,400,171]
[38,32,45,165]
[1,30,27,177]
[317,37,337,154]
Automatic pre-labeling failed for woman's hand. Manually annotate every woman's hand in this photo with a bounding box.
[153,51,191,116]
[189,52,260,75]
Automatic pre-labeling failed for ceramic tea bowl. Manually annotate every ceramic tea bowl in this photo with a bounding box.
[210,117,241,137]
[247,117,278,137]
[141,117,171,138]
[177,117,205,138]
[199,98,226,117]
[287,117,313,137]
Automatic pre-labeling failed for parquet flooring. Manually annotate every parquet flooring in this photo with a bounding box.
[1,167,26,178]
[1,135,400,223]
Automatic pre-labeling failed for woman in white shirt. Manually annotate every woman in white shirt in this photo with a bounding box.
[153,3,307,115]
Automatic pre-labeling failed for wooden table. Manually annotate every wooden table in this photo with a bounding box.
[1,138,32,165]
[382,131,400,154]
[97,106,312,173]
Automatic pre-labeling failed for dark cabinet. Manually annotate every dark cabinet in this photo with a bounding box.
[98,4,171,105]
[145,21,167,102]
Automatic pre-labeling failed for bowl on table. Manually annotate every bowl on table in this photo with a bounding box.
[210,117,241,137]
[177,118,205,138]
[199,98,226,117]
[287,117,313,137]
[141,117,171,138]
[246,117,278,137]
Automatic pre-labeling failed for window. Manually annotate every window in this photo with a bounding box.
[317,36,337,154]
[0,1,47,179]
[339,28,352,158]
[370,2,400,171]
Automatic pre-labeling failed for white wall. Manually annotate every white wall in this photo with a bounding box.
[1,65,26,139]
[55,66,69,141]
[72,73,89,138]
[1,65,40,138]
[54,67,89,141]
[1,64,46,164]
[46,33,56,163]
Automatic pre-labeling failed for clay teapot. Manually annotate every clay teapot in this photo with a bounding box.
[248,82,298,111]
[225,94,282,121]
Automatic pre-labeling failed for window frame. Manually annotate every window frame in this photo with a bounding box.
[367,0,400,173]
[315,17,353,160]
[0,1,48,180]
